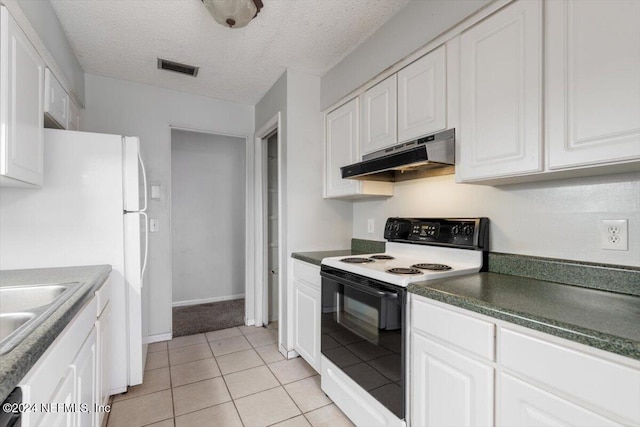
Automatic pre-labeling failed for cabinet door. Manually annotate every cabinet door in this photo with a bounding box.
[293,278,320,372]
[546,1,640,169]
[44,68,69,129]
[362,74,397,155]
[96,302,111,425]
[411,332,493,427]
[458,1,542,181]
[325,98,361,198]
[37,367,76,427]
[68,98,80,131]
[498,373,623,427]
[0,6,44,186]
[75,326,97,427]
[398,45,446,143]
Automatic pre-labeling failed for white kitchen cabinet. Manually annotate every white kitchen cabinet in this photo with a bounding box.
[546,0,640,170]
[361,74,397,155]
[457,0,542,182]
[324,97,393,199]
[75,326,97,427]
[68,98,81,131]
[40,367,76,427]
[0,6,44,187]
[44,67,69,129]
[292,259,321,372]
[97,301,111,415]
[498,372,623,427]
[411,295,493,427]
[410,295,640,426]
[397,45,447,143]
[498,327,640,426]
[19,278,111,427]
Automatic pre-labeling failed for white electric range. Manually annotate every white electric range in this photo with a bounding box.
[319,217,489,427]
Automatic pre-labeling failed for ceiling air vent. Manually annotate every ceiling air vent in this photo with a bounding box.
[157,58,199,77]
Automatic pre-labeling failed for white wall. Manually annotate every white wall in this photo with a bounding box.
[320,0,491,110]
[10,0,85,104]
[171,130,246,305]
[82,74,254,338]
[353,172,640,267]
[255,69,352,353]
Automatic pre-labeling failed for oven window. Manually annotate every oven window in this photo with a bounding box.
[321,276,405,418]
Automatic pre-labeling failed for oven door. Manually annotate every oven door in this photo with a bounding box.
[320,265,406,419]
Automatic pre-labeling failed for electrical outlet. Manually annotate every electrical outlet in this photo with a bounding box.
[601,219,628,251]
[367,218,375,234]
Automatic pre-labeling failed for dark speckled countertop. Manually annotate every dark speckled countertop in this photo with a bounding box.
[0,265,111,403]
[408,273,640,360]
[291,238,386,266]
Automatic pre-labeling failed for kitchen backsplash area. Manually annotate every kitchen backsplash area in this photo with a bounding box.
[353,171,640,267]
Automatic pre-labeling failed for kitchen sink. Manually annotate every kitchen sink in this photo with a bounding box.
[0,282,81,355]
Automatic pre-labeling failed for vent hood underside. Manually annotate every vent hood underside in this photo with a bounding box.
[340,129,455,182]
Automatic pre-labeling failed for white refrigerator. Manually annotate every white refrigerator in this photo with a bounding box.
[0,128,149,393]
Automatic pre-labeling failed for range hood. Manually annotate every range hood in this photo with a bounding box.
[341,129,455,182]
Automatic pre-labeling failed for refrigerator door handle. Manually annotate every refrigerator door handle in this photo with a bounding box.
[140,211,149,284]
[139,151,148,212]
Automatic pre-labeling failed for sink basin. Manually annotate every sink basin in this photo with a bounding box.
[0,313,36,342]
[0,282,81,355]
[0,284,71,313]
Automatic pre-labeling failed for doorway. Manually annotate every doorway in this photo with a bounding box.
[170,128,246,336]
[266,131,279,325]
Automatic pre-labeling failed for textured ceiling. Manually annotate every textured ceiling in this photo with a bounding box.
[49,0,411,105]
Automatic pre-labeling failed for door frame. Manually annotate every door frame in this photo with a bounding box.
[253,113,283,330]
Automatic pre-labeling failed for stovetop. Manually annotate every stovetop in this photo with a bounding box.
[321,243,485,287]
[321,218,489,287]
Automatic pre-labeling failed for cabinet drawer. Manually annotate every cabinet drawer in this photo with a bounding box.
[95,278,111,317]
[293,260,320,288]
[499,327,640,424]
[412,295,495,360]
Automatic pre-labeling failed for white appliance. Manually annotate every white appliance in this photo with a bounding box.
[320,217,489,427]
[0,129,149,393]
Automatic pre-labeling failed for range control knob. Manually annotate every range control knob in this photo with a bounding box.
[452,225,460,235]
[463,225,473,236]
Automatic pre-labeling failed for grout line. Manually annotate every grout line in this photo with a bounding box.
[218,369,246,427]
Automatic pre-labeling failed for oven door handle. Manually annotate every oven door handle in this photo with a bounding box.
[320,271,399,300]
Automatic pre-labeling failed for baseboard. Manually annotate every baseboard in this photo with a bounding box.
[246,318,256,326]
[172,294,245,307]
[146,332,172,344]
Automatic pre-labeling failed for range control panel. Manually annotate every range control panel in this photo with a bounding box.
[384,217,489,250]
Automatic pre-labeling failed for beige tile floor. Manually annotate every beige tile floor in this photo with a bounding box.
[106,323,355,427]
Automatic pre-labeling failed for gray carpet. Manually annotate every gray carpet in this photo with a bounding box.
[172,298,245,337]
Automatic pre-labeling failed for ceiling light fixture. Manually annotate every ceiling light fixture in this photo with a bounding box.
[202,0,264,29]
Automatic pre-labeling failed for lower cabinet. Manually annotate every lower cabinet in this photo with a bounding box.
[19,278,111,427]
[498,372,622,427]
[412,333,493,427]
[97,302,111,412]
[410,294,640,427]
[411,294,494,427]
[44,367,76,427]
[292,260,321,372]
[75,327,97,427]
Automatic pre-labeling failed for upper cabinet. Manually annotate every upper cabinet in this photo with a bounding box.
[361,74,397,156]
[324,98,393,199]
[457,0,640,184]
[0,6,45,187]
[44,68,69,129]
[545,0,640,169]
[68,98,81,131]
[398,45,447,143]
[458,0,543,182]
